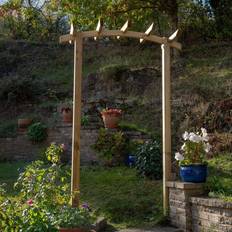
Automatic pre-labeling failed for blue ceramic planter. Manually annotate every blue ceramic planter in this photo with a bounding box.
[125,155,135,167]
[180,164,207,183]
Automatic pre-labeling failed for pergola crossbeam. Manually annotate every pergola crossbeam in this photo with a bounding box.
[60,30,181,50]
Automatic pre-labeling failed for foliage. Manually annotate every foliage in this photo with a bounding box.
[27,122,47,142]
[135,140,162,180]
[45,143,64,164]
[92,128,129,165]
[52,205,93,229]
[60,0,173,32]
[1,0,67,41]
[175,128,211,165]
[118,121,150,135]
[0,121,17,138]
[205,154,232,201]
[0,75,42,103]
[0,164,164,229]
[207,0,232,38]
[0,148,93,231]
[81,114,89,127]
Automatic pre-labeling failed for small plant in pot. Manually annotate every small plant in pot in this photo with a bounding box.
[18,114,33,130]
[53,205,95,232]
[101,108,122,129]
[61,100,73,123]
[175,128,211,183]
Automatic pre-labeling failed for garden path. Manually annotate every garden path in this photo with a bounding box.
[119,227,182,232]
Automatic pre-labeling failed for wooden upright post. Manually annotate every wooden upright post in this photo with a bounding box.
[161,42,172,215]
[71,32,83,207]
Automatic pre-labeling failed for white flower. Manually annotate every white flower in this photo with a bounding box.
[189,132,202,143]
[201,128,209,141]
[175,152,184,161]
[204,143,211,153]
[182,131,189,140]
[181,143,186,151]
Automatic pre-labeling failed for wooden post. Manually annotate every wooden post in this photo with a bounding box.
[71,32,83,207]
[161,42,172,215]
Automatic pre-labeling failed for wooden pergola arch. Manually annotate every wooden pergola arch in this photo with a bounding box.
[59,20,182,215]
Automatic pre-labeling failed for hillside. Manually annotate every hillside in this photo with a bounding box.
[0,39,231,154]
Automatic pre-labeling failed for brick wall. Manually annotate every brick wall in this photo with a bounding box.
[0,123,150,164]
[167,181,232,232]
[0,123,99,164]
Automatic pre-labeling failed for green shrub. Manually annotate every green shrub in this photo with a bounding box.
[0,150,94,231]
[92,128,129,165]
[27,122,47,142]
[135,140,162,180]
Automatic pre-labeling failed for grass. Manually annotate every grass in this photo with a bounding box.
[0,162,28,193]
[0,162,163,229]
[206,154,232,201]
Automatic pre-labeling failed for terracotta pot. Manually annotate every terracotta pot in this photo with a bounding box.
[18,118,32,129]
[59,228,86,232]
[62,109,73,123]
[101,113,121,129]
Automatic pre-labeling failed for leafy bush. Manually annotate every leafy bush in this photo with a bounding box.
[0,148,94,231]
[53,205,93,229]
[27,122,47,142]
[135,140,162,180]
[92,128,129,165]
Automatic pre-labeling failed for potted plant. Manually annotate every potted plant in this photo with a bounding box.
[61,100,73,123]
[18,115,33,130]
[101,108,122,129]
[53,205,94,232]
[175,128,211,183]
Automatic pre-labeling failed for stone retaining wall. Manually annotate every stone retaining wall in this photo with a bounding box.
[167,181,232,232]
[0,123,150,164]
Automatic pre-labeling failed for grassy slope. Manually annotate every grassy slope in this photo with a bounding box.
[0,163,163,228]
[206,154,232,201]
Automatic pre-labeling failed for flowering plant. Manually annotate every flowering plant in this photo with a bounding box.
[175,128,211,165]
[101,108,122,116]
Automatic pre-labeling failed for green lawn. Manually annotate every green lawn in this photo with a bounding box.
[0,162,163,229]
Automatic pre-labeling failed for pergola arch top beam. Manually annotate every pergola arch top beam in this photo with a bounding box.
[60,29,182,50]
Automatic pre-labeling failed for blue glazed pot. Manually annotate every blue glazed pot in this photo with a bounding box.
[180,164,207,183]
[125,155,135,167]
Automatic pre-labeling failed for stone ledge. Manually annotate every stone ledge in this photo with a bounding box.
[190,197,232,209]
[166,181,204,190]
